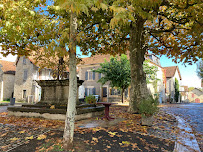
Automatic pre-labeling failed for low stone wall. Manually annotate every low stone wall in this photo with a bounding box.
[7,106,104,121]
[21,103,97,109]
[8,111,103,121]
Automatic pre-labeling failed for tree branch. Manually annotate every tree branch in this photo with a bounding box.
[149,32,173,49]
[145,24,176,34]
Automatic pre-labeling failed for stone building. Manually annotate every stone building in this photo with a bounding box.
[188,88,203,103]
[14,56,54,103]
[78,53,167,103]
[180,86,189,102]
[163,66,182,103]
[0,60,16,101]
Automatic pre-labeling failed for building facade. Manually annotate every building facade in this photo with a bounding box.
[0,60,16,101]
[163,66,182,103]
[78,54,167,103]
[14,56,53,102]
[188,88,203,103]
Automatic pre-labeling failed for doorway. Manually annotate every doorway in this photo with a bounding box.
[102,87,107,102]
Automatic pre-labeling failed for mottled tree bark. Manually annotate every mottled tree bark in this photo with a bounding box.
[128,17,149,113]
[121,88,124,103]
[63,11,77,150]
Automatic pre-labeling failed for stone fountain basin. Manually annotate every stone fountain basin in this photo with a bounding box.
[7,104,104,121]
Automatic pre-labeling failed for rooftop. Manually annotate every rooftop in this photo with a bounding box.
[0,60,16,74]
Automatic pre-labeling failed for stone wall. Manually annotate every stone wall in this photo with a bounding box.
[79,64,112,102]
[0,69,3,101]
[3,74,15,100]
[188,89,203,103]
[37,79,83,105]
[79,64,103,96]
[14,57,36,102]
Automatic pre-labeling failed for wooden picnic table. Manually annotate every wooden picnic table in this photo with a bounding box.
[97,102,117,120]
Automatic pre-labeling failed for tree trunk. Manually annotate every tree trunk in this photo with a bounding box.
[121,88,124,103]
[63,11,77,150]
[128,17,149,113]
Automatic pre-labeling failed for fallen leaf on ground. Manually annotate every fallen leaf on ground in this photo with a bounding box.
[18,130,25,134]
[37,134,47,140]
[25,136,34,140]
[10,137,19,141]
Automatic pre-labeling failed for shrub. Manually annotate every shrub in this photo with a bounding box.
[5,98,10,101]
[138,95,159,117]
[84,95,96,104]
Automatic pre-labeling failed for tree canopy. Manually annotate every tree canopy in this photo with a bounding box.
[81,0,202,113]
[94,54,131,103]
[197,59,203,79]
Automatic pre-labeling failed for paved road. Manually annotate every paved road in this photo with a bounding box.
[0,105,8,113]
[0,103,28,113]
[162,103,203,133]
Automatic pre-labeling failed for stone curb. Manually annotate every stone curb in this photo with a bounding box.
[172,115,201,152]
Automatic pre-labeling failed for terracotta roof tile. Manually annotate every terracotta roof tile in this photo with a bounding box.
[163,66,182,80]
[79,53,163,69]
[0,60,16,73]
[79,54,112,65]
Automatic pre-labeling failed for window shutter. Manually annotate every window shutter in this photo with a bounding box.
[93,88,96,95]
[24,70,28,81]
[93,72,95,80]
[98,73,101,79]
[85,88,88,96]
[85,71,88,80]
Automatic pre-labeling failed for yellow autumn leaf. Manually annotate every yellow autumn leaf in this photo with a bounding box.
[25,136,34,140]
[92,137,98,142]
[108,132,117,136]
[50,105,55,109]
[37,134,47,140]
[18,130,25,134]
[10,137,19,141]
[122,141,131,145]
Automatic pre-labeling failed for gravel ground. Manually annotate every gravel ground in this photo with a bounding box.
[11,130,175,152]
[0,123,49,151]
[0,106,178,152]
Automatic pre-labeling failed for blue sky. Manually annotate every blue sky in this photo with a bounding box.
[159,55,201,88]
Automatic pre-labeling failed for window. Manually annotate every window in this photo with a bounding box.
[23,70,28,81]
[85,71,95,80]
[85,87,96,96]
[110,88,121,95]
[23,90,26,99]
[23,56,26,64]
[98,73,101,79]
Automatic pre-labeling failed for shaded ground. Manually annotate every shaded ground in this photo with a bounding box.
[11,130,174,152]
[0,106,177,152]
[162,103,203,151]
[0,124,49,151]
